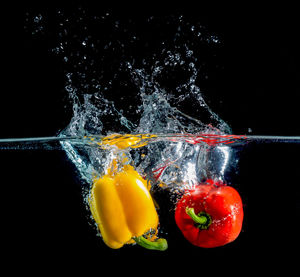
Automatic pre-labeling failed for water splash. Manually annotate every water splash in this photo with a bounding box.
[60,58,232,196]
[25,9,233,198]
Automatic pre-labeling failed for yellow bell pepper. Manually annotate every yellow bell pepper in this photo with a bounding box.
[89,161,167,251]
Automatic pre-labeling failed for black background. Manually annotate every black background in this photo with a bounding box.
[2,5,300,274]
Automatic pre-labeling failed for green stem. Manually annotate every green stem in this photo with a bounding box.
[186,207,212,229]
[186,207,207,224]
[133,236,168,251]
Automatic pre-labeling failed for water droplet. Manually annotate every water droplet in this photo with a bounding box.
[33,14,43,23]
[210,35,220,44]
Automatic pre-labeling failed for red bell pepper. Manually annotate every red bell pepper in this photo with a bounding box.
[175,179,243,248]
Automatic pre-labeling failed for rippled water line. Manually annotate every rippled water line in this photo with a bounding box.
[1,134,300,144]
[0,134,300,151]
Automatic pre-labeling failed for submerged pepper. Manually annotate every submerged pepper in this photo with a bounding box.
[175,179,243,248]
[89,161,167,250]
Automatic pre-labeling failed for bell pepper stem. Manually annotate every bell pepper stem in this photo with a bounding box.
[186,207,207,225]
[133,236,168,251]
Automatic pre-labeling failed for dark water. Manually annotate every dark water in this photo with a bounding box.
[2,6,300,273]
